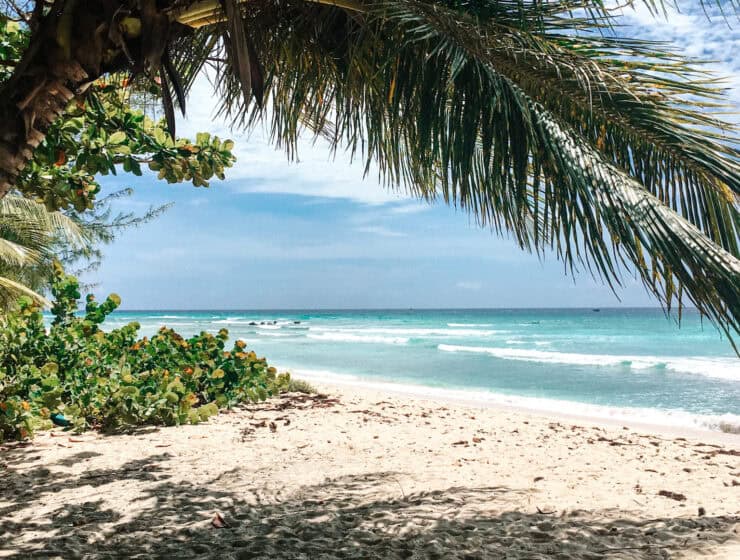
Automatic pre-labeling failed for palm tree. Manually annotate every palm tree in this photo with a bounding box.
[0,194,84,309]
[0,1,738,339]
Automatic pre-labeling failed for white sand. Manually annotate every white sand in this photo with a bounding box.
[1,383,738,559]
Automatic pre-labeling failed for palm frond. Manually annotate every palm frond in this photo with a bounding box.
[0,194,89,310]
[0,237,39,266]
[0,275,49,308]
[194,0,739,337]
[0,194,87,248]
[157,0,740,341]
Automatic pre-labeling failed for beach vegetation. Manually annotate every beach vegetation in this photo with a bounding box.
[0,264,291,441]
[285,379,317,395]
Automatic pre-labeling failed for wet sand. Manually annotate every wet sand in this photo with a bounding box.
[1,384,738,559]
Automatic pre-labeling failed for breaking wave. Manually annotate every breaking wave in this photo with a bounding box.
[437,345,740,381]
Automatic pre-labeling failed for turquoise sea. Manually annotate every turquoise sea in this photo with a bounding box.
[103,308,739,433]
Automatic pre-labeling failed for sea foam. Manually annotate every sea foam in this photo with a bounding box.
[447,323,494,327]
[307,332,409,345]
[438,345,740,381]
[308,326,504,337]
[287,367,740,434]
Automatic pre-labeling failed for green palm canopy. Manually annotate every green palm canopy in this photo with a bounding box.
[0,194,85,308]
[0,1,738,341]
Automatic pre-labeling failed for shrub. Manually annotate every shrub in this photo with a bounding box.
[286,379,317,394]
[0,263,290,441]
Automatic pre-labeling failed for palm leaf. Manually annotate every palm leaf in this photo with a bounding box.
[0,275,50,308]
[205,0,738,338]
[0,195,87,247]
[0,237,39,267]
[0,194,88,310]
[148,0,740,341]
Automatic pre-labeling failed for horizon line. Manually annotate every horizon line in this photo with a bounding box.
[112,306,695,312]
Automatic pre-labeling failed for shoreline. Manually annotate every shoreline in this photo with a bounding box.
[290,367,740,445]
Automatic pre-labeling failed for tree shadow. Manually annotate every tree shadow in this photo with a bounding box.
[1,451,738,559]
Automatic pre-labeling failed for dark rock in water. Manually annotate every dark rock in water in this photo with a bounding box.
[260,321,265,325]
[248,322,257,326]
[294,321,301,324]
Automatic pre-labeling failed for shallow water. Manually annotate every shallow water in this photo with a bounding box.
[99,308,740,432]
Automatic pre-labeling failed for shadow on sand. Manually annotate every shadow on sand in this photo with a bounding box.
[1,448,737,559]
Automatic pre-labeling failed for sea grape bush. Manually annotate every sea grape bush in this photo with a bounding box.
[0,264,290,441]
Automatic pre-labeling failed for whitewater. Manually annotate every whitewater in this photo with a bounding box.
[101,308,740,433]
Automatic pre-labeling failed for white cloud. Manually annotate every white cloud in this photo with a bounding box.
[178,79,408,205]
[387,202,432,215]
[607,1,740,105]
[456,281,482,291]
[354,225,406,237]
[187,197,209,206]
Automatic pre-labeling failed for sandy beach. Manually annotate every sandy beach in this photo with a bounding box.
[1,382,738,559]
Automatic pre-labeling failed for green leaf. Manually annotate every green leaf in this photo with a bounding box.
[108,131,127,144]
[110,144,131,155]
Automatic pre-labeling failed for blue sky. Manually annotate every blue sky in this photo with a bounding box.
[89,3,739,310]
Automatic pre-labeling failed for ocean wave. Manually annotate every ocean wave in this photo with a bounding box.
[437,345,740,381]
[308,326,505,337]
[307,333,409,345]
[257,332,293,337]
[505,339,552,346]
[286,367,740,433]
[136,321,200,328]
[211,320,287,328]
[447,323,494,327]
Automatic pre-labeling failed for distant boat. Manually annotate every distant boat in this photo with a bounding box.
[592,308,601,312]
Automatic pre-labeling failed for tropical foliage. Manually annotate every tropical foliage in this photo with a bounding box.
[0,1,738,341]
[0,18,236,212]
[0,190,171,309]
[16,76,237,213]
[0,264,291,441]
[0,194,85,308]
[0,19,235,302]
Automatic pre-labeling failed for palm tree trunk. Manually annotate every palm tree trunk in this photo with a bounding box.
[0,2,115,199]
[0,55,91,199]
